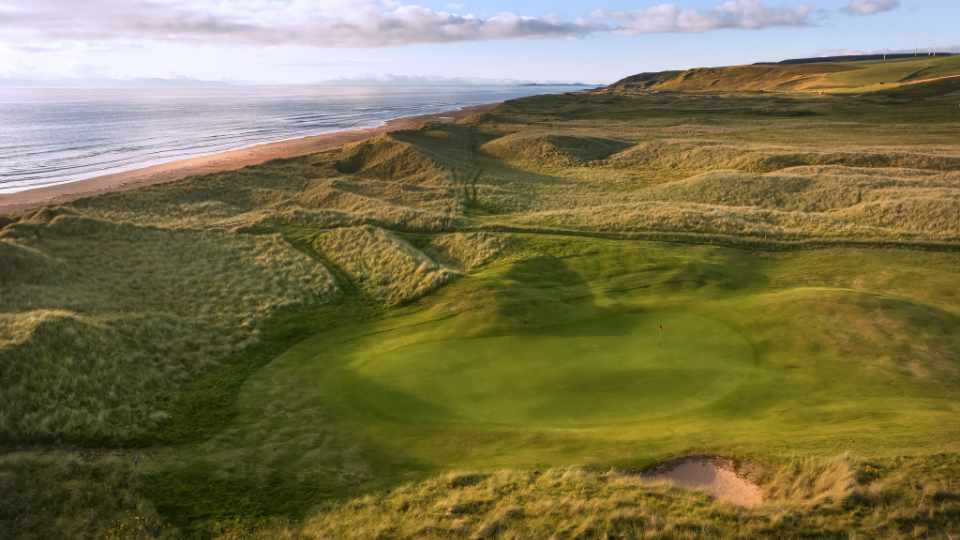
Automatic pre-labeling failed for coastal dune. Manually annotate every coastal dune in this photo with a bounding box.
[0,105,492,216]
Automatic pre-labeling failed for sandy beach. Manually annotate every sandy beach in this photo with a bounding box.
[0,104,494,216]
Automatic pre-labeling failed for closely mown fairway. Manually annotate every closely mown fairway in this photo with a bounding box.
[4,57,960,538]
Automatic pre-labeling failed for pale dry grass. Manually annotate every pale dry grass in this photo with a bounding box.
[424,232,511,272]
[514,201,895,241]
[762,455,858,508]
[481,132,631,169]
[502,159,960,241]
[0,211,337,442]
[287,455,960,539]
[65,112,960,245]
[0,451,170,540]
[313,225,455,305]
[336,133,453,186]
[607,140,960,175]
[290,176,459,231]
[74,146,463,233]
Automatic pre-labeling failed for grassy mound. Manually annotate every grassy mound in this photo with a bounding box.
[0,239,63,284]
[739,151,960,173]
[481,132,631,168]
[419,232,511,272]
[67,151,463,233]
[515,201,880,240]
[0,310,222,441]
[294,178,459,231]
[336,134,452,185]
[0,213,337,443]
[605,54,960,96]
[608,165,960,240]
[608,141,960,177]
[70,157,329,229]
[0,452,169,539]
[299,178,454,215]
[311,225,455,305]
[645,168,960,214]
[608,141,746,174]
[836,196,960,235]
[644,171,819,209]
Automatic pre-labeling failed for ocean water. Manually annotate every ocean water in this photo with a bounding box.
[0,84,587,194]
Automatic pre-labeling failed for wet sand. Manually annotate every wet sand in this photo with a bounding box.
[0,104,494,216]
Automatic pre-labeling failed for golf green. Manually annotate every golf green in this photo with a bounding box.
[347,312,753,426]
[217,238,960,476]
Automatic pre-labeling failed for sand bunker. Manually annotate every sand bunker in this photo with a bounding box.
[645,457,763,508]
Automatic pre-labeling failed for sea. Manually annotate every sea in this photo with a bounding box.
[0,84,589,194]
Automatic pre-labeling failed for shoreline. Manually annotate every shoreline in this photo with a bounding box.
[0,103,495,217]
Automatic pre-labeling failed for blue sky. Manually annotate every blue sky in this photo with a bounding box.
[0,0,956,84]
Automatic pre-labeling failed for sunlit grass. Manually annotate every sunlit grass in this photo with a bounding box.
[3,84,960,537]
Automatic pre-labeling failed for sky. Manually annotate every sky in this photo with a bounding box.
[0,0,957,85]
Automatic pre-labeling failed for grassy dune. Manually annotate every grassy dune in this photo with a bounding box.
[0,210,337,443]
[607,54,960,95]
[4,60,960,538]
[310,225,455,305]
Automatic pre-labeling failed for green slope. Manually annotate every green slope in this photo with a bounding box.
[606,54,960,95]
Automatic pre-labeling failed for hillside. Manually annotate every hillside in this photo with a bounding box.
[4,69,960,538]
[605,54,960,96]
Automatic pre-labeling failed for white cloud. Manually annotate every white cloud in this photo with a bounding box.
[0,0,881,50]
[843,0,900,16]
[600,0,815,34]
[0,0,603,48]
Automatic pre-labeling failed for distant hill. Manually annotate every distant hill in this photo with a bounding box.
[758,53,956,65]
[604,54,960,96]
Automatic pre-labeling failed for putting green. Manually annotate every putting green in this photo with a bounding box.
[186,237,960,477]
[347,312,755,426]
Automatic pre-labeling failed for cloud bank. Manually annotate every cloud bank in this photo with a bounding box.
[601,0,814,34]
[0,0,602,47]
[0,0,892,49]
[843,0,900,16]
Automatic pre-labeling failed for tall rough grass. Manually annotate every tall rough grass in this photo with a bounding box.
[272,456,960,539]
[481,132,631,168]
[422,232,511,272]
[0,452,170,539]
[0,212,337,443]
[312,225,454,305]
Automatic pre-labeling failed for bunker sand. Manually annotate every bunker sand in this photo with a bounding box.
[646,457,763,508]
